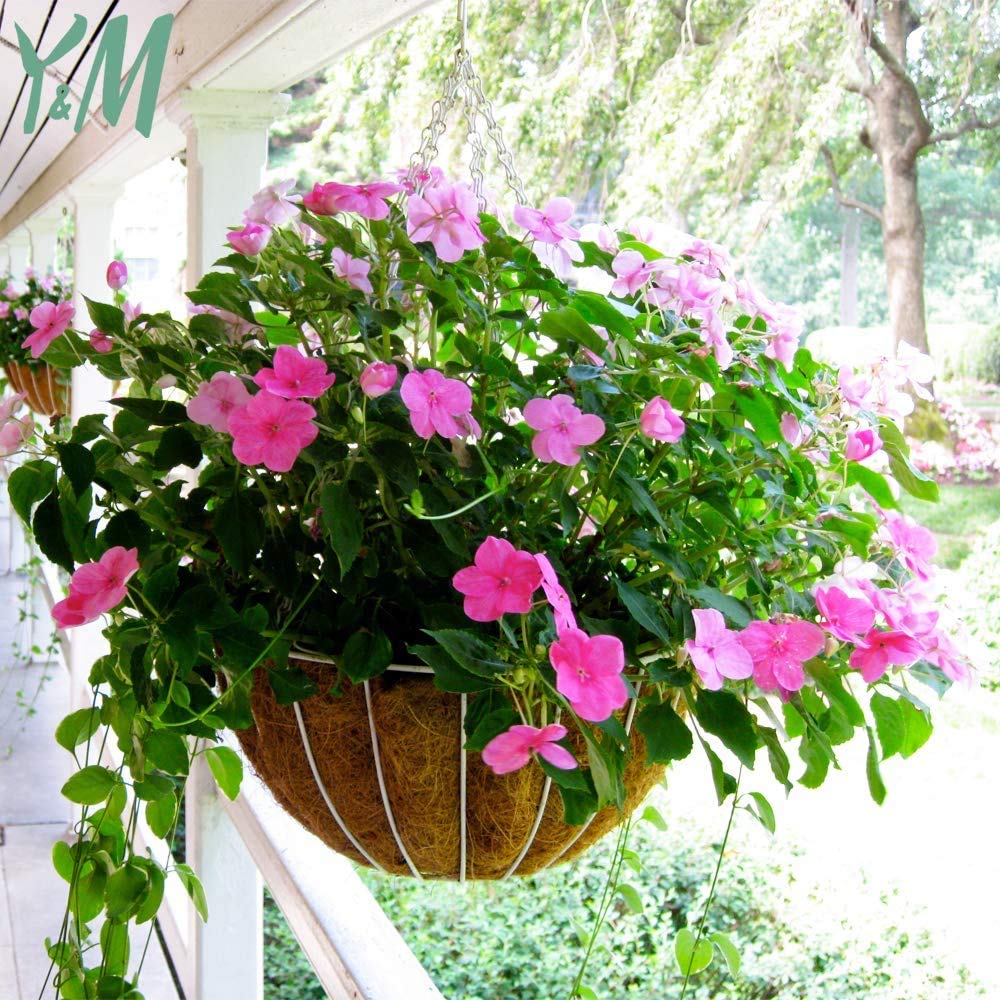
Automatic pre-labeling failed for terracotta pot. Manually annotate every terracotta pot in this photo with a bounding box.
[4,362,68,418]
[235,662,664,880]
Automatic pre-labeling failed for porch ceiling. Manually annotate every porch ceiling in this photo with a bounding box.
[0,0,439,239]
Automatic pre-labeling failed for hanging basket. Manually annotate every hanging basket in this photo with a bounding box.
[4,362,68,418]
[235,660,665,881]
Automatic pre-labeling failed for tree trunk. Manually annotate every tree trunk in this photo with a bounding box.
[839,208,860,327]
[880,156,928,353]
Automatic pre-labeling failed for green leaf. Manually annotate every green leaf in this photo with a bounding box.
[205,746,243,801]
[144,732,189,775]
[871,691,931,760]
[422,629,507,677]
[55,443,96,498]
[32,490,74,572]
[62,766,121,805]
[214,492,265,574]
[614,579,673,643]
[710,932,741,977]
[616,883,644,914]
[745,791,776,834]
[640,805,668,831]
[320,482,364,577]
[100,920,130,978]
[798,731,831,788]
[7,460,56,525]
[85,295,125,338]
[846,462,898,509]
[686,586,751,628]
[145,793,178,839]
[52,840,74,882]
[341,629,394,682]
[880,419,939,502]
[153,426,202,470]
[135,865,166,924]
[865,726,887,805]
[410,643,492,693]
[267,666,318,705]
[757,725,792,791]
[175,863,209,921]
[539,306,608,355]
[675,928,713,976]
[703,745,738,804]
[734,391,782,445]
[636,700,693,764]
[695,690,758,769]
[55,708,101,753]
[111,397,189,425]
[105,863,150,920]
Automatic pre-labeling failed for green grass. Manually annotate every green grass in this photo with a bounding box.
[903,484,1000,569]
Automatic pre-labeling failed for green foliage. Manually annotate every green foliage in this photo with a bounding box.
[0,268,74,367]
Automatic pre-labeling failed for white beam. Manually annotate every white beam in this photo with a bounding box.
[6,229,31,278]
[26,212,66,274]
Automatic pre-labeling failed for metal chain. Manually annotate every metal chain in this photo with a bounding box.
[407,2,527,208]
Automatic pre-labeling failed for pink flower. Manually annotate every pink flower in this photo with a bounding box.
[89,329,113,354]
[53,547,139,628]
[838,367,875,410]
[359,362,398,398]
[685,608,754,690]
[514,198,580,244]
[301,183,340,216]
[534,553,577,635]
[316,181,403,220]
[452,536,542,622]
[738,618,824,693]
[228,391,318,473]
[549,628,628,722]
[227,222,272,256]
[22,300,75,358]
[523,395,604,467]
[845,427,883,463]
[579,222,619,254]
[0,392,27,424]
[106,260,128,290]
[882,512,937,580]
[123,301,143,324]
[640,397,685,443]
[187,372,252,433]
[253,345,336,400]
[0,302,9,318]
[482,724,577,775]
[761,304,803,371]
[245,180,300,225]
[920,630,971,685]
[0,411,33,457]
[814,586,876,643]
[610,250,658,297]
[14,307,28,322]
[51,591,99,629]
[3,281,18,299]
[330,248,373,293]
[849,629,924,682]
[395,166,446,195]
[780,413,810,447]
[400,368,480,441]
[406,182,486,262]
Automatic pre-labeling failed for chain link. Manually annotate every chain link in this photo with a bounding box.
[407,36,527,208]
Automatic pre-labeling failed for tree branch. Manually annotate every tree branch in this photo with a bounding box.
[821,144,883,224]
[928,112,1000,146]
[867,30,933,162]
[668,4,711,46]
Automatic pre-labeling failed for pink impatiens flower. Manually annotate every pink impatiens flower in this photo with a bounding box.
[534,553,577,635]
[640,397,685,443]
[482,724,577,775]
[106,260,128,290]
[780,412,810,447]
[88,329,113,354]
[228,392,318,473]
[22,300,75,358]
[849,629,924,682]
[549,628,628,722]
[253,345,336,400]
[685,608,754,690]
[523,395,604,467]
[845,427,883,463]
[317,181,403,220]
[514,198,580,244]
[400,368,480,441]
[187,372,252,433]
[227,222,272,256]
[406,181,486,262]
[814,586,876,644]
[452,536,542,622]
[0,397,32,458]
[881,511,938,580]
[245,180,300,226]
[359,362,398,398]
[52,547,139,629]
[738,618,825,693]
[330,248,373,293]
[610,250,658,297]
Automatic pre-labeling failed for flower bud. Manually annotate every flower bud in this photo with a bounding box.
[106,260,128,290]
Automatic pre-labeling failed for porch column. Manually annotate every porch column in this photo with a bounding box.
[170,87,287,1000]
[26,211,65,274]
[6,228,31,277]
[173,89,290,287]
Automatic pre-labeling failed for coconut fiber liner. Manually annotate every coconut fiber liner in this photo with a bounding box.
[235,661,665,880]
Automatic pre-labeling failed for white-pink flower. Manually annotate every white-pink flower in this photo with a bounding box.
[523,395,604,467]
[245,180,300,226]
[685,608,754,690]
[400,369,480,441]
[640,397,685,443]
[187,372,251,433]
[330,248,373,293]
[359,362,398,398]
[406,182,486,262]
[513,197,580,244]
[227,222,271,256]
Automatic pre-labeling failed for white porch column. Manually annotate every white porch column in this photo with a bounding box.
[174,89,290,287]
[26,211,65,274]
[171,88,286,1000]
[6,228,31,277]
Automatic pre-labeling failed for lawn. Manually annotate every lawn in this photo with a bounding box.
[903,483,1000,568]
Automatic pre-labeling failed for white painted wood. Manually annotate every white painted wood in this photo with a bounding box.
[221,736,444,1000]
[187,757,264,1000]
[25,211,64,272]
[172,88,289,287]
[5,228,30,275]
